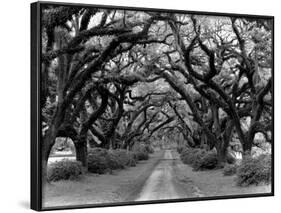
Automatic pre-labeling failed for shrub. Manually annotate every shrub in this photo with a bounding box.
[193,152,218,171]
[226,154,236,164]
[87,148,138,174]
[180,147,237,171]
[107,151,125,170]
[144,145,154,153]
[135,150,149,160]
[223,164,238,176]
[109,149,137,167]
[132,144,150,161]
[88,147,108,156]
[177,146,187,154]
[129,151,139,162]
[87,148,110,174]
[137,144,152,153]
[126,157,137,167]
[236,154,271,186]
[180,148,207,166]
[47,159,83,181]
[125,151,137,167]
[180,147,191,156]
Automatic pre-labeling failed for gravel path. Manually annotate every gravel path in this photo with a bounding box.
[135,150,197,201]
[134,149,271,201]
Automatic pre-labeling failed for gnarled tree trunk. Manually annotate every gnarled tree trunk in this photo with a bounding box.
[74,138,88,167]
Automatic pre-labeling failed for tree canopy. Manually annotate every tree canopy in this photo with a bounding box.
[40,6,272,176]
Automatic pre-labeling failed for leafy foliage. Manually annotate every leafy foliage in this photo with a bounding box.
[226,154,236,164]
[41,6,272,186]
[107,151,126,170]
[177,146,184,154]
[180,148,236,171]
[47,159,83,181]
[180,148,207,167]
[143,144,154,153]
[236,154,271,186]
[135,150,149,161]
[109,149,137,167]
[87,148,137,174]
[193,152,218,171]
[132,144,150,160]
[87,149,109,174]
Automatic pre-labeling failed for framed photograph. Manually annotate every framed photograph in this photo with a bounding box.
[31,1,274,211]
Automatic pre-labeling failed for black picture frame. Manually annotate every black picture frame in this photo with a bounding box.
[31,1,274,211]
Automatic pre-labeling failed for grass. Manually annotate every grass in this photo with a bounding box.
[175,155,271,197]
[42,151,164,207]
[42,150,271,208]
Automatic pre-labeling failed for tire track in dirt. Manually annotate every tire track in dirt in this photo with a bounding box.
[134,150,202,201]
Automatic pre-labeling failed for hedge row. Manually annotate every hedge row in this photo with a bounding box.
[180,148,236,171]
[222,154,271,186]
[47,146,153,181]
[87,148,141,174]
[236,154,271,186]
[47,159,83,182]
[180,147,271,186]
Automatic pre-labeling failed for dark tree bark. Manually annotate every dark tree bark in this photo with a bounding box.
[161,71,218,148]
[105,87,126,149]
[217,119,234,167]
[75,86,109,167]
[41,17,157,182]
[74,140,88,166]
[243,78,272,153]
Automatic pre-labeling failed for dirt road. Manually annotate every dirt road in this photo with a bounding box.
[134,149,271,202]
[44,149,271,207]
[135,149,200,201]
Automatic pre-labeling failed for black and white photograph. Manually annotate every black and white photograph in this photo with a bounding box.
[30,1,273,210]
